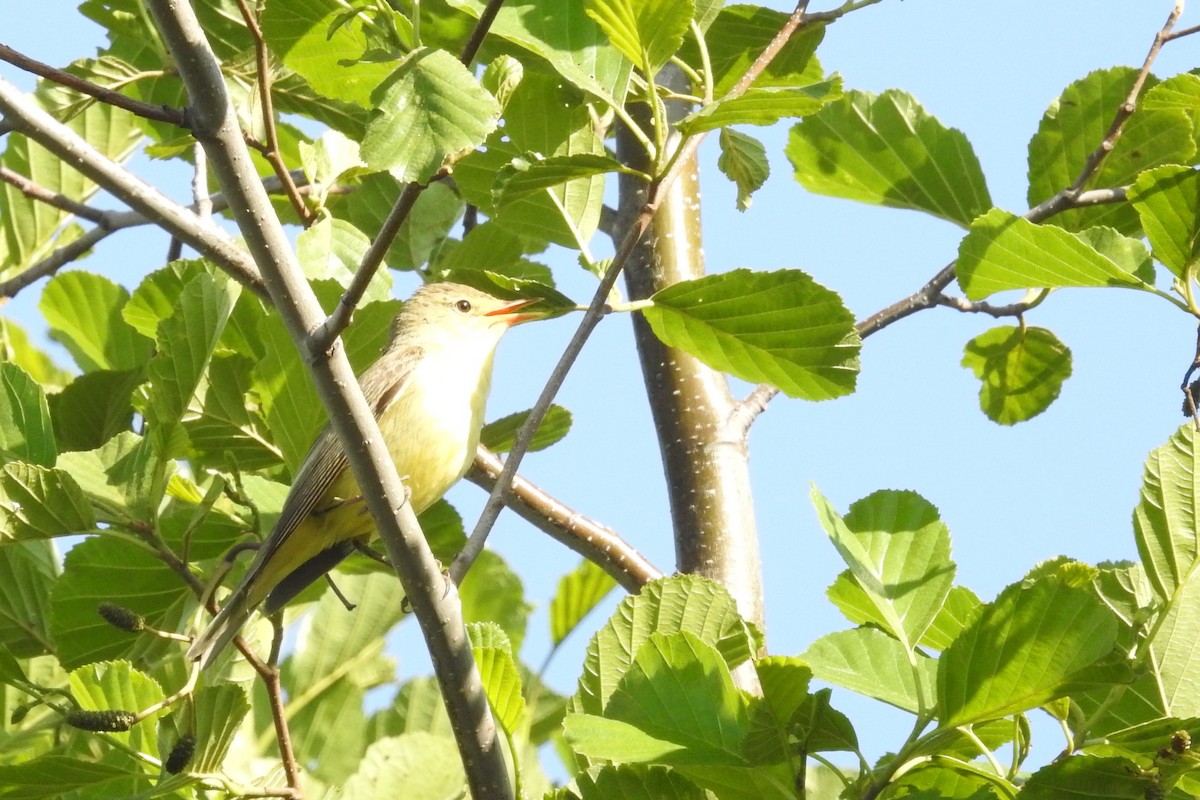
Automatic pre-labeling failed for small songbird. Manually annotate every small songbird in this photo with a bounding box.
[187,282,545,666]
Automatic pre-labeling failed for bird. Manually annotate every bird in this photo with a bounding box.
[187,282,545,667]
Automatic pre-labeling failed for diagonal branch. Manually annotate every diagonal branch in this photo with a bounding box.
[468,447,662,592]
[230,0,313,226]
[0,42,187,127]
[0,171,322,300]
[142,2,511,798]
[0,75,267,296]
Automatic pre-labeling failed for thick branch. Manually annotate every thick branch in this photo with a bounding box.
[468,447,662,592]
[143,3,509,798]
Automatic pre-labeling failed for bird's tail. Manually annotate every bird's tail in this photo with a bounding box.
[186,585,255,669]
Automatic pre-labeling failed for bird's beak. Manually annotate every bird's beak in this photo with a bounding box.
[484,297,545,326]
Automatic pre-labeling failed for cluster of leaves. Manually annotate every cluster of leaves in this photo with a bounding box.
[554,425,1200,799]
[1,0,1200,797]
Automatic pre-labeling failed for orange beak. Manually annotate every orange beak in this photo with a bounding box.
[484,297,544,326]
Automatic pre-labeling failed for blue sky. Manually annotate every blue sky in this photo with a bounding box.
[3,0,1197,769]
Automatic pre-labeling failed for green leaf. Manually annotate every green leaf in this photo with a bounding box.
[551,559,618,647]
[122,259,208,340]
[55,431,160,526]
[685,5,825,96]
[460,550,532,655]
[919,586,983,651]
[717,128,770,211]
[1133,423,1200,600]
[571,575,758,717]
[0,757,138,798]
[480,404,573,455]
[184,354,282,472]
[442,0,631,107]
[569,765,708,800]
[49,536,192,669]
[340,733,465,800]
[642,268,860,401]
[468,622,526,735]
[143,272,240,457]
[961,325,1073,425]
[455,71,607,248]
[69,660,166,756]
[0,363,55,467]
[939,574,1121,727]
[0,463,94,542]
[567,631,750,766]
[48,369,140,454]
[254,293,399,472]
[810,489,955,650]
[678,80,842,135]
[891,766,1010,800]
[787,89,991,227]
[282,572,404,782]
[1128,164,1200,278]
[480,55,524,112]
[956,209,1156,299]
[335,176,463,271]
[187,684,251,773]
[432,221,552,285]
[802,627,935,714]
[367,676,454,740]
[261,0,396,108]
[1020,755,1151,800]
[295,217,391,302]
[38,272,153,372]
[361,47,500,183]
[0,540,56,658]
[583,0,693,74]
[744,656,813,763]
[1027,67,1195,234]
[493,153,627,209]
[0,317,70,390]
[1150,574,1200,717]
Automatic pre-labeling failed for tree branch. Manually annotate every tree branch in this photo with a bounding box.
[0,75,268,296]
[0,41,188,128]
[231,0,313,226]
[142,3,510,798]
[0,165,111,224]
[467,447,662,592]
[0,171,320,300]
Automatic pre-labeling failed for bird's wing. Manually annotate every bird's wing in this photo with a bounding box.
[254,342,424,575]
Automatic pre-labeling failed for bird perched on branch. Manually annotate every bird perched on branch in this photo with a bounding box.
[188,282,545,667]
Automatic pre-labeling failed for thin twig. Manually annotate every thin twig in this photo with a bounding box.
[231,0,313,226]
[313,179,429,351]
[467,447,661,592]
[0,165,112,224]
[0,42,188,127]
[454,0,824,582]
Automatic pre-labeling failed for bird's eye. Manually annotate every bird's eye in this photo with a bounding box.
[454,299,472,313]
